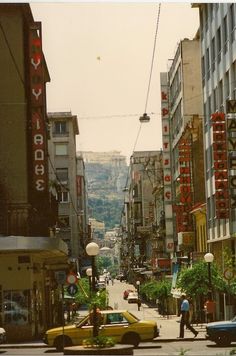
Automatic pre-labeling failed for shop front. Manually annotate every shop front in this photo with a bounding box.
[0,235,68,341]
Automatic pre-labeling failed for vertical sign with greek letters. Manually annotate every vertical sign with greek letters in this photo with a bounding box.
[29,22,47,193]
[160,72,174,253]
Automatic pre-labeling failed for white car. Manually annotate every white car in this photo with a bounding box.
[127,292,139,304]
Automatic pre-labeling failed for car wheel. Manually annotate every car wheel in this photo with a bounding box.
[215,334,231,347]
[121,332,140,347]
[54,335,72,351]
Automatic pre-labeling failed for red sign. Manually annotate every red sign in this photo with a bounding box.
[211,112,229,218]
[29,23,47,193]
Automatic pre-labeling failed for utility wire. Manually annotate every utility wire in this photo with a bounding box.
[144,3,161,113]
[119,3,162,227]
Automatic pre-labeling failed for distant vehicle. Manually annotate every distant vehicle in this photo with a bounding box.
[127,292,139,304]
[116,273,126,282]
[0,327,6,344]
[123,289,134,300]
[205,316,236,346]
[44,309,159,351]
[97,281,106,290]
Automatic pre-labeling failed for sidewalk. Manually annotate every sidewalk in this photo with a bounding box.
[132,302,206,341]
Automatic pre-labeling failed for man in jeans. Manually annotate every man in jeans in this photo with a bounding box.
[178,294,198,339]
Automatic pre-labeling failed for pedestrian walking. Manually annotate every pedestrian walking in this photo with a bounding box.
[178,293,198,339]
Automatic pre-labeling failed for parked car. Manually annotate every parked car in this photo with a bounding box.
[43,309,159,351]
[205,316,236,346]
[0,327,6,344]
[127,292,139,304]
[123,289,133,300]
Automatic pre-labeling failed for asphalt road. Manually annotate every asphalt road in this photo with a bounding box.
[1,341,236,355]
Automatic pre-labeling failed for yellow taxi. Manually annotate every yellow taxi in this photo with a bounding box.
[43,309,159,351]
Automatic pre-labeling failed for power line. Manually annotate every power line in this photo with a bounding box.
[119,4,162,227]
[144,3,161,113]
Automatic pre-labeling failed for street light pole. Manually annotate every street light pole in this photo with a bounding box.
[86,242,99,338]
[136,280,141,311]
[204,252,214,299]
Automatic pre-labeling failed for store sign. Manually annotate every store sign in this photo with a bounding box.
[176,138,193,232]
[160,73,174,252]
[29,22,47,192]
[211,112,229,219]
[228,117,236,210]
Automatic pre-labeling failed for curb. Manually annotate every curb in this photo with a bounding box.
[0,338,206,349]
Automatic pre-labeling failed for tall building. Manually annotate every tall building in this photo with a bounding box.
[160,36,206,258]
[48,112,80,261]
[0,4,68,341]
[121,151,164,281]
[194,3,236,264]
[76,154,89,269]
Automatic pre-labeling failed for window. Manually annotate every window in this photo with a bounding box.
[217,27,222,63]
[230,4,235,43]
[57,190,69,203]
[225,71,230,99]
[223,15,228,53]
[211,37,216,72]
[58,216,70,228]
[55,143,68,156]
[205,5,209,31]
[56,168,68,183]
[3,290,30,325]
[206,48,210,80]
[201,55,205,86]
[54,121,67,135]
[218,80,223,107]
[213,87,217,111]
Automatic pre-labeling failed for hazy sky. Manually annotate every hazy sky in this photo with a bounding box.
[31,2,199,160]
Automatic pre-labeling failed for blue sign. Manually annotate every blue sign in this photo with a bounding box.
[67,284,78,296]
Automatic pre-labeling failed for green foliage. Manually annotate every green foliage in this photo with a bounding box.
[140,279,171,302]
[82,335,115,348]
[88,197,123,229]
[176,261,229,298]
[97,256,113,274]
[89,289,109,310]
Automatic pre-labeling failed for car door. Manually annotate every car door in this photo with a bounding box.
[73,316,94,344]
[100,312,130,342]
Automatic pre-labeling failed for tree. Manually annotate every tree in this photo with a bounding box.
[176,261,228,298]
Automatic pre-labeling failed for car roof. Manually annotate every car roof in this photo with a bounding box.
[100,310,128,314]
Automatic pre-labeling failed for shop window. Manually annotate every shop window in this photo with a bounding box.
[3,290,30,325]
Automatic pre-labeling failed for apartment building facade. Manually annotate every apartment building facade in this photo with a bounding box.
[161,37,206,259]
[48,112,80,261]
[120,151,165,281]
[0,4,68,341]
[194,3,236,265]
